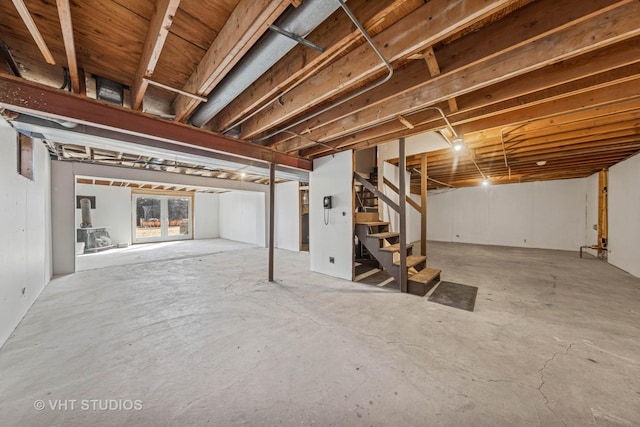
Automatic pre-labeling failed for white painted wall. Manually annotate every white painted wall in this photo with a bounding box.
[427,178,590,251]
[51,160,76,275]
[0,125,52,348]
[73,185,221,243]
[381,162,422,244]
[310,150,353,280]
[377,134,449,247]
[194,192,220,239]
[51,161,268,272]
[219,191,266,246]
[275,181,300,252]
[608,153,640,277]
[75,183,132,246]
[377,131,449,161]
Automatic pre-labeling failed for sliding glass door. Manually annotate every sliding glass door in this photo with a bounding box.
[133,194,192,243]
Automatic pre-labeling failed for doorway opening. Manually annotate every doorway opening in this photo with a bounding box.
[133,193,193,243]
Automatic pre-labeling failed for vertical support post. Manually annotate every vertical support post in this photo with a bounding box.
[420,153,427,257]
[268,162,276,282]
[598,169,608,256]
[398,137,407,293]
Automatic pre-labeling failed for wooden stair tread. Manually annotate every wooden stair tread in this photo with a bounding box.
[379,243,413,252]
[409,267,441,284]
[393,255,427,268]
[356,221,389,226]
[355,212,380,223]
[368,232,399,239]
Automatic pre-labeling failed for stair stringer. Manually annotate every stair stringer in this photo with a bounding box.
[355,224,402,283]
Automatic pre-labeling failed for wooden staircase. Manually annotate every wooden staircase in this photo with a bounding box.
[355,212,441,296]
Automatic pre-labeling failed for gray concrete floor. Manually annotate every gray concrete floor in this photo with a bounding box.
[1,240,639,426]
[76,239,255,271]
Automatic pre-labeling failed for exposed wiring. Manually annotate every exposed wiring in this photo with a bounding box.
[282,130,339,153]
[317,104,459,150]
[411,168,454,188]
[252,0,394,142]
[469,155,487,180]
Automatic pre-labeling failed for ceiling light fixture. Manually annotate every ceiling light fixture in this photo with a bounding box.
[482,179,489,186]
[536,160,547,166]
[452,136,464,151]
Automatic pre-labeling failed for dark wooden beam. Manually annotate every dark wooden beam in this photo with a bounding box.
[0,73,312,171]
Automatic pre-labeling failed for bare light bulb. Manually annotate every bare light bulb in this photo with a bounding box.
[240,172,246,178]
[452,136,464,151]
[482,179,489,186]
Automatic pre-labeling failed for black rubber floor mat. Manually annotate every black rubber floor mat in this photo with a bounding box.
[428,281,478,312]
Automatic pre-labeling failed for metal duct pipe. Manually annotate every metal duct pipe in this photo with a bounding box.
[189,0,341,128]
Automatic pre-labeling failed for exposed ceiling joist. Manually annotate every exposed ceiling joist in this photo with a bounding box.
[272,0,630,150]
[299,1,640,156]
[239,0,518,139]
[131,0,181,110]
[1,0,638,189]
[10,0,55,65]
[55,0,79,93]
[172,0,291,122]
[207,0,417,133]
[326,79,640,157]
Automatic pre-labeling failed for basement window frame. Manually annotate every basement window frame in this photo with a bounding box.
[17,133,34,181]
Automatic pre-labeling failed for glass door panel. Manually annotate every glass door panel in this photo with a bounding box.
[134,196,162,242]
[133,194,192,243]
[167,197,191,239]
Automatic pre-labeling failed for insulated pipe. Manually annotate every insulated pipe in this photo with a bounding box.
[253,0,394,142]
[189,0,341,128]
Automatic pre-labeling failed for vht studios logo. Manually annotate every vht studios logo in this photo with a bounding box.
[34,399,143,411]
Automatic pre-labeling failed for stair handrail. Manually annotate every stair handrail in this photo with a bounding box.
[382,177,421,212]
[354,173,399,213]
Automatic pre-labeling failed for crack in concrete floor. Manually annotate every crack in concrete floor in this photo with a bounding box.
[1,240,639,426]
